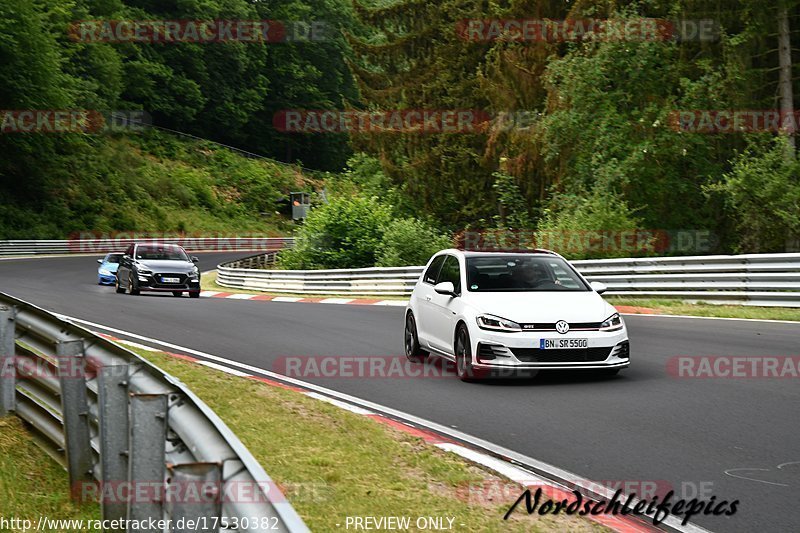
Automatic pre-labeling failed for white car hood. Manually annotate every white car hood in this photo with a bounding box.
[464,291,615,323]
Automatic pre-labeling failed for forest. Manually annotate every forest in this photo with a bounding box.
[1,0,799,258]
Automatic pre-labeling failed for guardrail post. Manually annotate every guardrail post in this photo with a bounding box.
[97,364,135,528]
[167,463,223,532]
[0,304,17,416]
[57,339,93,495]
[127,394,168,530]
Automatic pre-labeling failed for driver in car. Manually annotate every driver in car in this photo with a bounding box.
[513,261,553,289]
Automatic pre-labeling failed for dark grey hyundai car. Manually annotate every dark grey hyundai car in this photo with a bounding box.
[115,243,201,298]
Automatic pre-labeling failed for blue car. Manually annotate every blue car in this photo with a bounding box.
[97,253,124,285]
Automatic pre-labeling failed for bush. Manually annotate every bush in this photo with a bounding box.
[536,186,649,259]
[278,196,392,269]
[376,218,452,267]
[707,138,800,253]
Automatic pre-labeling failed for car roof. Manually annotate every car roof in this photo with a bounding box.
[437,248,560,257]
[135,243,182,249]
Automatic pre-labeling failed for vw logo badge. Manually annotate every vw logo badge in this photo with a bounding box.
[555,320,570,334]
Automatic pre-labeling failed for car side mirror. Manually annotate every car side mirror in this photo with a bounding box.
[97,258,103,264]
[191,256,199,263]
[434,281,456,296]
[590,281,608,295]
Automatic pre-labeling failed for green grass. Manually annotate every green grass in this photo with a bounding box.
[130,347,607,532]
[0,130,304,239]
[607,297,800,321]
[0,417,100,531]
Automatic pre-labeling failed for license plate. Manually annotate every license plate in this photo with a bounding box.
[161,277,180,283]
[540,338,588,349]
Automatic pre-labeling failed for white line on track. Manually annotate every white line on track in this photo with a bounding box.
[305,392,374,415]
[620,312,800,325]
[199,291,223,297]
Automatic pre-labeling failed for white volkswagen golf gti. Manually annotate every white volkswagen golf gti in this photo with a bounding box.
[404,249,630,380]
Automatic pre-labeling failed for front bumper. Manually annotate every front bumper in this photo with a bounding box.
[98,274,116,285]
[470,327,630,371]
[136,272,200,293]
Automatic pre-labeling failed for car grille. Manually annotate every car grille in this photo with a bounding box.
[510,347,612,363]
[152,273,188,287]
[520,322,602,331]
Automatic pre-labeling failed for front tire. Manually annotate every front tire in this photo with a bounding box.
[404,313,427,362]
[128,274,140,295]
[172,291,183,297]
[455,324,477,382]
[115,276,125,294]
[189,291,200,299]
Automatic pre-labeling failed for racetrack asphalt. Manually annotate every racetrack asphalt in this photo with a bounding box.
[1,253,798,532]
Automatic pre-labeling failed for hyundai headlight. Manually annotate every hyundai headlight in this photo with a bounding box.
[135,263,152,275]
[599,313,623,332]
[476,314,522,332]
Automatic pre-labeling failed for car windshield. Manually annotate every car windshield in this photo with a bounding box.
[105,254,122,264]
[466,255,589,292]
[135,245,188,261]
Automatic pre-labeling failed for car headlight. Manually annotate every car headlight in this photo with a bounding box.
[188,268,199,280]
[135,263,152,275]
[476,314,522,332]
[99,268,112,276]
[599,313,623,332]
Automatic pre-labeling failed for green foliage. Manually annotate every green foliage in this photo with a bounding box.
[3,0,800,257]
[279,186,452,269]
[279,196,392,269]
[0,131,299,238]
[376,218,452,267]
[707,137,800,253]
[536,186,649,259]
[491,171,532,229]
[326,153,414,215]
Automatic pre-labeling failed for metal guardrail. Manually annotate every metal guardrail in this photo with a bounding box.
[0,292,309,532]
[216,252,800,307]
[0,238,294,256]
[572,253,800,307]
[218,253,420,296]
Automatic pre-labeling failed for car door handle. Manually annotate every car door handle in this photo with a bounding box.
[425,295,432,301]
